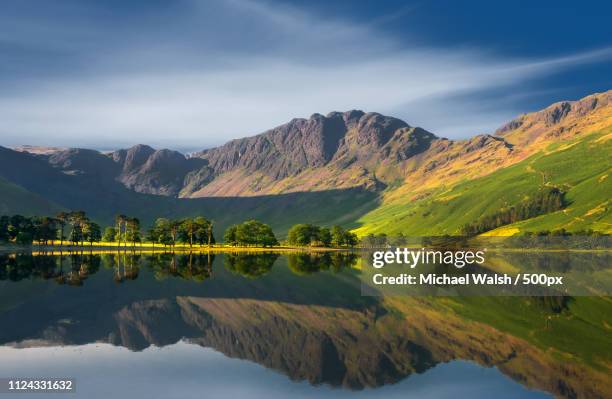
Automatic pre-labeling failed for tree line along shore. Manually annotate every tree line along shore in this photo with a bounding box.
[0,211,359,249]
[2,211,607,251]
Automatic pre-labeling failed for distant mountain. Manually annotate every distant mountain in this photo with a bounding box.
[13,145,66,155]
[0,90,610,235]
[110,144,206,196]
[9,110,513,199]
[14,111,438,198]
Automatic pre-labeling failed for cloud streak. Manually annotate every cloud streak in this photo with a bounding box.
[0,0,610,150]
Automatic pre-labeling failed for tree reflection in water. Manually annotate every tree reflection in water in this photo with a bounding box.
[224,253,279,278]
[287,252,359,275]
[0,251,364,284]
[0,250,609,399]
[0,250,607,287]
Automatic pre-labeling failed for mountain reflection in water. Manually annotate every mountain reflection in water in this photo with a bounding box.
[0,251,609,399]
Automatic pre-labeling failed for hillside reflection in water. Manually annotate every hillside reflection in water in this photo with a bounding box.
[0,251,609,399]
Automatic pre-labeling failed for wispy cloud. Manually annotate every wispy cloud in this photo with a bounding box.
[0,0,610,150]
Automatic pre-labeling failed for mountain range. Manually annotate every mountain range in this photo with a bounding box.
[0,90,610,236]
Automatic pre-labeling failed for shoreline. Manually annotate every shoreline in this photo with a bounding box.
[0,243,353,255]
[0,243,609,254]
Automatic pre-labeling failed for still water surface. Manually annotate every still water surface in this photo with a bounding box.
[0,251,609,399]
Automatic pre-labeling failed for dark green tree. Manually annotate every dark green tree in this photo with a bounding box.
[56,212,69,246]
[33,216,57,245]
[69,211,88,246]
[84,221,102,246]
[223,225,238,246]
[330,225,358,247]
[148,218,174,247]
[287,223,319,246]
[115,214,127,246]
[318,227,332,247]
[181,218,197,247]
[15,231,33,246]
[102,226,116,242]
[126,217,141,247]
[231,220,278,247]
[0,216,9,242]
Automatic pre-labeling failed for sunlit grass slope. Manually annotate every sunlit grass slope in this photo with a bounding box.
[354,128,612,236]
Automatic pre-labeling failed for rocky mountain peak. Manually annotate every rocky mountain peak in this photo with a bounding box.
[107,145,205,197]
[178,111,440,197]
[495,90,611,142]
[190,110,418,180]
[111,144,156,172]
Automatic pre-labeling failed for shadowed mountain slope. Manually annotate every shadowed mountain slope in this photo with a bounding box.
[0,176,64,216]
[0,145,379,235]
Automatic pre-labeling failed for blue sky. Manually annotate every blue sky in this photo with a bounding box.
[1,0,610,151]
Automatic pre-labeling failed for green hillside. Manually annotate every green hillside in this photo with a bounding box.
[0,176,65,216]
[353,128,612,236]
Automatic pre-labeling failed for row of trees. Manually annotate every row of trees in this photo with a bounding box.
[0,212,102,246]
[461,188,567,236]
[146,217,215,247]
[103,214,142,247]
[286,223,358,247]
[0,212,215,248]
[2,213,362,248]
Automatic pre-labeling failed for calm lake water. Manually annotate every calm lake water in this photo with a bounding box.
[0,251,610,399]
